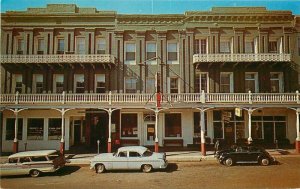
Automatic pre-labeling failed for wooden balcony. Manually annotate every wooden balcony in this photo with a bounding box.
[1,92,299,108]
[0,54,115,64]
[193,53,291,63]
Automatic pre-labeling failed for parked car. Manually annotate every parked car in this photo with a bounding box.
[90,146,168,173]
[218,146,275,166]
[0,150,66,177]
[214,145,238,160]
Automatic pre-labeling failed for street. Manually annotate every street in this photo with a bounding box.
[1,156,300,189]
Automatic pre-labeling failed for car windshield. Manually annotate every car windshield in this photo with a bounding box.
[142,150,153,157]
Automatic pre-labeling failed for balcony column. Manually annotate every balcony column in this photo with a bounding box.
[200,110,206,156]
[60,108,66,155]
[155,109,159,153]
[296,108,300,153]
[107,108,112,153]
[13,111,19,153]
[247,108,253,144]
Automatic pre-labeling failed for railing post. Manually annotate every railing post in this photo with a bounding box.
[297,90,300,104]
[109,91,112,105]
[248,90,252,104]
[15,91,19,105]
[62,91,65,104]
[201,90,205,103]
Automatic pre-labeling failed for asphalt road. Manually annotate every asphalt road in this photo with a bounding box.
[1,156,300,189]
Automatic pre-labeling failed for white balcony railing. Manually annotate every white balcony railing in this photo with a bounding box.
[0,54,115,64]
[193,53,291,63]
[1,91,299,106]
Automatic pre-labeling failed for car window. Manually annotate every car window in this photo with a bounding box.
[118,151,127,157]
[129,151,141,157]
[31,156,48,162]
[9,158,18,163]
[142,150,153,157]
[20,157,31,163]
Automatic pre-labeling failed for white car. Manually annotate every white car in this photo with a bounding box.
[90,146,168,173]
[0,150,66,177]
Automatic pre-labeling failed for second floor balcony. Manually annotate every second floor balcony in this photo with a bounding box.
[193,53,291,64]
[0,54,116,65]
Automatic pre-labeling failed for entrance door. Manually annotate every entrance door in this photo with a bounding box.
[264,122,274,143]
[74,120,82,144]
[144,123,155,146]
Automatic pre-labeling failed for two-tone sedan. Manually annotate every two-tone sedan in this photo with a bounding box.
[90,146,168,173]
[218,146,275,166]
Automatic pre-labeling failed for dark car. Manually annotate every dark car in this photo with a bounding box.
[218,146,275,166]
[215,145,237,160]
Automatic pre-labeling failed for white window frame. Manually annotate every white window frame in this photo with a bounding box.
[220,72,234,93]
[12,74,23,93]
[245,38,254,54]
[57,38,65,54]
[95,74,106,93]
[75,37,85,54]
[197,72,209,93]
[220,38,231,54]
[245,72,259,93]
[167,42,179,64]
[17,38,24,54]
[74,74,85,93]
[125,42,136,65]
[125,77,137,93]
[53,74,64,93]
[32,74,44,94]
[96,38,106,54]
[167,77,179,94]
[270,72,284,93]
[146,42,157,65]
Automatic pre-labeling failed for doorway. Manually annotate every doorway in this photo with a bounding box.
[144,123,155,146]
[224,122,235,145]
[74,120,82,144]
[264,122,274,143]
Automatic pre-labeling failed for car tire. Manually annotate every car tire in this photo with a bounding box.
[260,158,270,166]
[142,164,152,173]
[224,158,234,166]
[95,164,105,173]
[30,169,41,177]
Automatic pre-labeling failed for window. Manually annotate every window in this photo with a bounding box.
[95,74,105,93]
[96,38,106,54]
[195,72,209,93]
[5,118,23,140]
[76,37,85,54]
[200,39,207,54]
[220,72,233,93]
[193,112,207,139]
[146,77,155,93]
[245,41,254,53]
[169,77,178,93]
[31,156,47,162]
[146,42,157,64]
[220,41,231,53]
[129,152,140,157]
[268,41,277,53]
[121,113,138,137]
[57,38,64,54]
[53,74,64,93]
[213,111,223,139]
[74,74,85,93]
[270,72,283,93]
[14,74,23,93]
[33,74,43,93]
[17,38,24,54]
[48,118,62,140]
[194,39,199,54]
[165,113,182,137]
[125,77,137,93]
[167,42,178,64]
[245,73,258,93]
[125,43,136,64]
[27,118,44,140]
[37,38,44,54]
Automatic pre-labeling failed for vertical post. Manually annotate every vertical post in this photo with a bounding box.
[13,110,19,153]
[0,111,2,156]
[15,91,19,105]
[248,91,252,104]
[296,90,300,104]
[201,90,205,103]
[107,108,112,153]
[109,91,112,105]
[155,109,159,152]
[200,110,206,156]
[248,109,253,144]
[60,108,65,155]
[296,109,300,153]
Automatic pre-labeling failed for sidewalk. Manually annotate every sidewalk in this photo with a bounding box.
[66,149,299,165]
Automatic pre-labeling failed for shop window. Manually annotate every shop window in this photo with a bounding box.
[48,118,62,140]
[121,113,138,137]
[251,122,263,139]
[27,118,44,140]
[213,122,223,139]
[5,118,23,140]
[165,113,182,138]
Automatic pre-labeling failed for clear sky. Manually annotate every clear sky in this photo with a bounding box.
[1,0,300,14]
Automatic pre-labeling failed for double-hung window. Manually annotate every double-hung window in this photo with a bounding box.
[17,38,24,54]
[53,74,64,93]
[125,43,136,65]
[33,74,44,93]
[146,42,157,64]
[76,37,85,54]
[270,72,283,93]
[95,74,105,93]
[220,72,233,93]
[57,38,64,54]
[168,77,179,93]
[167,42,178,64]
[125,77,137,93]
[14,74,23,93]
[245,72,258,93]
[220,39,231,54]
[37,38,44,54]
[96,38,106,54]
[74,74,85,93]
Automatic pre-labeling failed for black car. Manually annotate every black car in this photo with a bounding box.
[218,146,275,166]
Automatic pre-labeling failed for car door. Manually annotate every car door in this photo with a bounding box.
[248,147,261,162]
[19,157,32,174]
[127,151,142,170]
[112,151,128,170]
[235,147,249,162]
[0,158,21,176]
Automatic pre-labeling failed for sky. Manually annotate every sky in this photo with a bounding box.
[1,0,300,14]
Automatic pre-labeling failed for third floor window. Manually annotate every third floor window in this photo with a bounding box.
[17,38,24,54]
[125,43,136,65]
[268,41,278,53]
[245,73,258,93]
[57,38,64,54]
[220,72,233,93]
[95,74,105,93]
[37,38,44,54]
[74,74,85,93]
[96,38,106,54]
[220,40,231,54]
[146,42,157,64]
[76,37,85,54]
[53,74,64,93]
[167,42,178,64]
[270,72,283,93]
